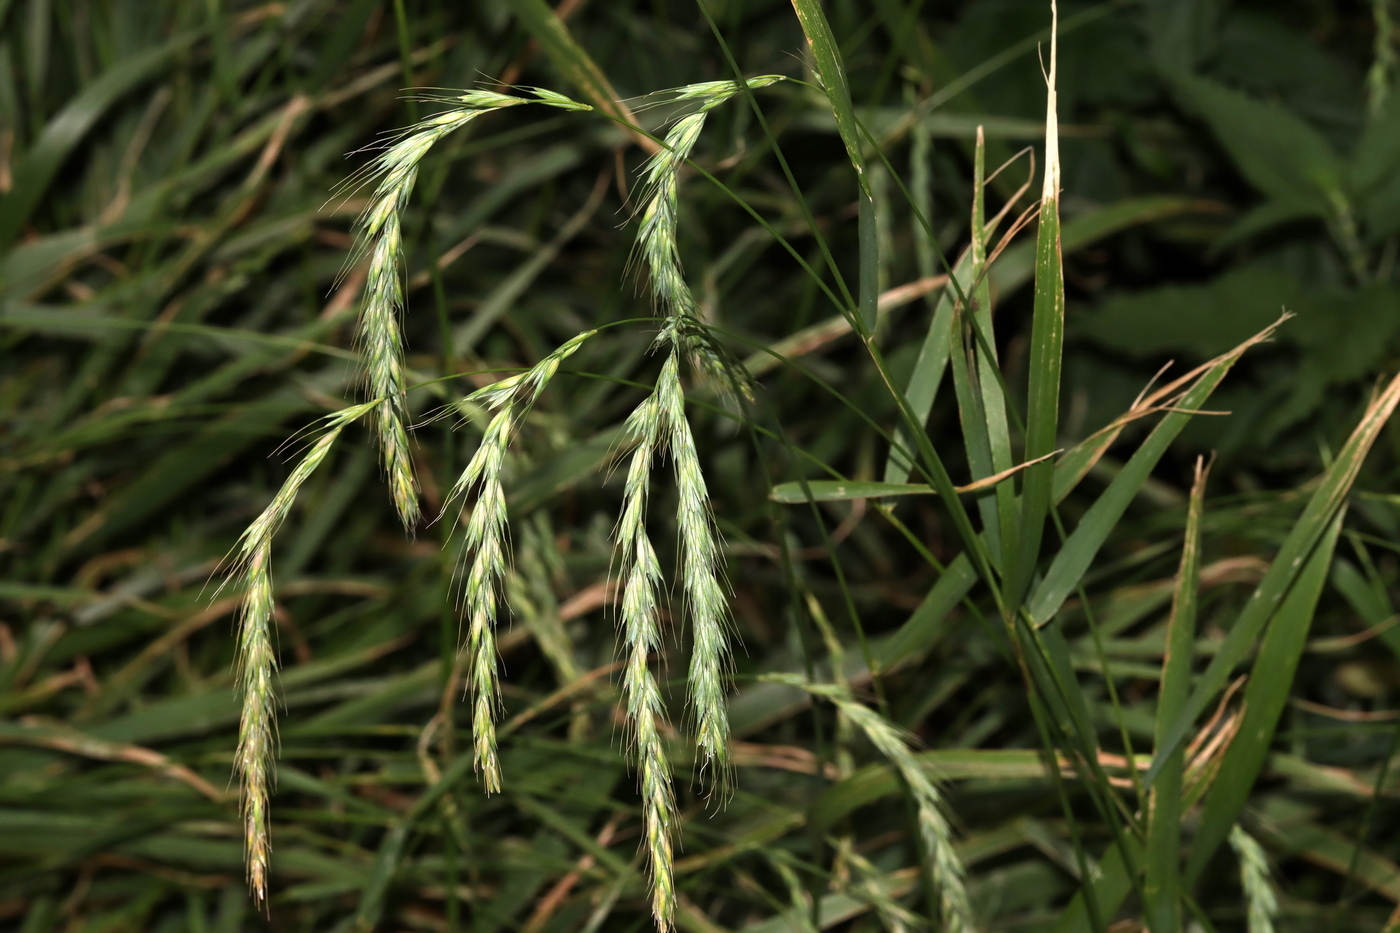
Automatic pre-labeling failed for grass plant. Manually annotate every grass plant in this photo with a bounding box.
[5,2,1400,932]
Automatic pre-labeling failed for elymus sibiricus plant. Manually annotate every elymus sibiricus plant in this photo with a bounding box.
[225,77,784,922]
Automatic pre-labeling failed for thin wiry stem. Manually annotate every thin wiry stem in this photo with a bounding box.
[224,401,374,902]
[767,675,975,933]
[439,331,596,790]
[352,90,590,528]
[655,352,732,793]
[1230,824,1280,933]
[614,391,678,930]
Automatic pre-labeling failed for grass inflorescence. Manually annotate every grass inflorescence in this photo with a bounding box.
[770,675,974,933]
[222,401,376,902]
[441,332,596,789]
[614,388,679,927]
[350,90,592,529]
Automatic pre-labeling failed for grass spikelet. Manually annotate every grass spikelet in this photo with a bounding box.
[1229,824,1279,933]
[614,390,679,930]
[352,91,589,529]
[655,352,733,793]
[225,401,374,902]
[766,675,975,933]
[439,330,596,790]
[456,407,512,791]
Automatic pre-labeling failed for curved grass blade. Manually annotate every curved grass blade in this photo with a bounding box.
[789,0,877,333]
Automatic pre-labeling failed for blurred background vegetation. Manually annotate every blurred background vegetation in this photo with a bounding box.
[2,0,1400,930]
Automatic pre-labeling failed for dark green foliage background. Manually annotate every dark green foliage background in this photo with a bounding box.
[2,0,1399,930]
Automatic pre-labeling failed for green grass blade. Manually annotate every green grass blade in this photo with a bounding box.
[789,0,876,331]
[1025,326,1273,627]
[354,748,480,931]
[873,554,980,671]
[1147,373,1400,789]
[1184,510,1344,882]
[1049,836,1138,933]
[771,480,933,502]
[1143,457,1209,933]
[1255,812,1400,903]
[872,401,1144,674]
[502,0,656,153]
[970,128,1018,566]
[1006,2,1064,610]
[882,249,967,485]
[946,132,1002,559]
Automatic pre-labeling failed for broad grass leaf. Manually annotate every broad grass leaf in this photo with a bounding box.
[1212,12,1362,126]
[1078,265,1291,357]
[989,195,1219,300]
[1355,95,1400,238]
[1007,14,1066,609]
[1078,266,1400,402]
[1214,198,1318,248]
